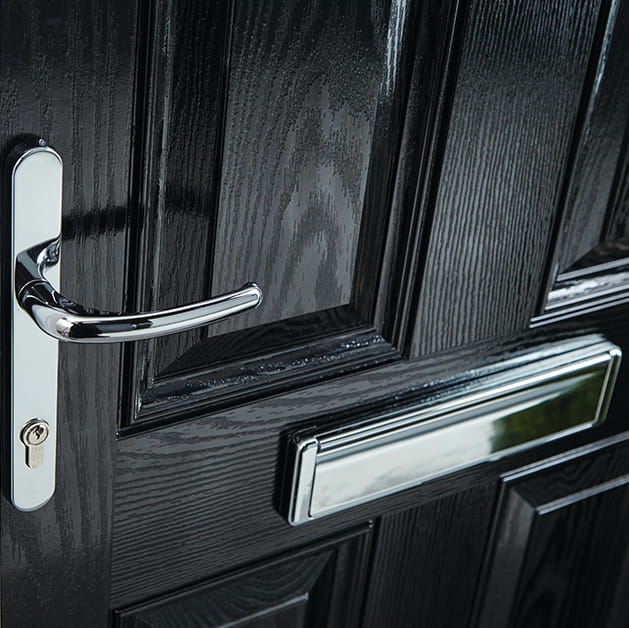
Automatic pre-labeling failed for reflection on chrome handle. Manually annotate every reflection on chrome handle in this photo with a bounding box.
[9,140,262,513]
[16,239,262,343]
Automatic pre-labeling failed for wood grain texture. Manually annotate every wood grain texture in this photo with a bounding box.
[551,0,629,275]
[136,327,395,426]
[536,0,629,326]
[606,533,629,628]
[127,0,233,403]
[363,482,497,628]
[111,313,629,606]
[0,0,136,626]
[365,0,463,348]
[474,436,629,628]
[125,0,462,426]
[127,0,394,424]
[412,0,605,355]
[605,137,629,243]
[115,526,372,628]
[210,0,391,333]
[3,1,629,624]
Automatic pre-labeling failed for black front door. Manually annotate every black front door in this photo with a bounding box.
[2,0,629,626]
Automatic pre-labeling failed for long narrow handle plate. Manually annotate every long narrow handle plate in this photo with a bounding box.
[11,144,62,510]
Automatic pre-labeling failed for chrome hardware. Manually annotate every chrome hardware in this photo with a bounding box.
[10,140,262,510]
[21,420,50,469]
[284,339,621,525]
[16,239,262,343]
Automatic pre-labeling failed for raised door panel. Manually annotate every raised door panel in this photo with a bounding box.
[535,0,629,325]
[125,0,461,426]
[412,0,611,354]
[551,0,629,275]
[474,435,629,628]
[115,526,372,628]
[363,482,497,628]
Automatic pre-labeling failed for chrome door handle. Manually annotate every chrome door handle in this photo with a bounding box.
[9,140,261,511]
[16,238,262,343]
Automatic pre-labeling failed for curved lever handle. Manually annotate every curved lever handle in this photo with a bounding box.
[9,140,262,512]
[16,239,262,343]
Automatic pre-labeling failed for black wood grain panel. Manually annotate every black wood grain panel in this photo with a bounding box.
[604,138,629,243]
[135,327,394,426]
[111,312,629,605]
[160,306,369,376]
[606,535,629,628]
[374,0,464,351]
[412,0,605,354]
[125,0,462,426]
[117,555,324,628]
[363,482,497,628]
[535,0,629,325]
[474,436,629,628]
[128,0,233,395]
[0,0,136,625]
[552,0,628,274]
[115,526,372,628]
[209,0,391,334]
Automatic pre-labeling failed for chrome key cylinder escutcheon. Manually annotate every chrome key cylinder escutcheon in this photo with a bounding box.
[20,419,50,469]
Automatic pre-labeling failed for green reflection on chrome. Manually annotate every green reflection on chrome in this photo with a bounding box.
[489,367,606,452]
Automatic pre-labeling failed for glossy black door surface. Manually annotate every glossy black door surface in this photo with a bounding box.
[1,0,629,626]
